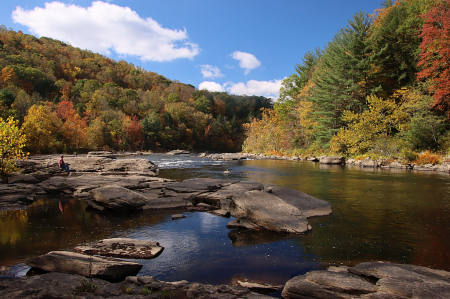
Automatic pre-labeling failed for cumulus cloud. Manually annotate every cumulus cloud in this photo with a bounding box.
[231,51,261,75]
[12,1,200,62]
[200,65,224,79]
[198,81,225,92]
[199,79,283,99]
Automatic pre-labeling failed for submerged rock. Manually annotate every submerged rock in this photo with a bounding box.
[229,190,311,234]
[26,251,142,282]
[72,238,164,259]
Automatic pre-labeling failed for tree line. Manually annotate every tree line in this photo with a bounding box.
[243,0,450,162]
[0,26,272,155]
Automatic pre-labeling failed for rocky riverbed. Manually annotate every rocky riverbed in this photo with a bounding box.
[2,152,450,298]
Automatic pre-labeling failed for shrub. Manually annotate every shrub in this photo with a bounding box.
[413,150,442,165]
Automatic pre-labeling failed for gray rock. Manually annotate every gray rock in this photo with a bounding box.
[73,238,164,259]
[86,151,116,158]
[26,251,142,282]
[7,174,39,184]
[282,261,450,299]
[319,156,345,164]
[362,157,378,167]
[229,190,311,233]
[166,178,235,193]
[172,214,185,220]
[0,272,274,298]
[38,174,168,194]
[226,218,259,230]
[197,180,264,209]
[270,187,332,218]
[89,185,148,210]
[282,270,377,298]
[167,149,190,155]
[209,209,230,217]
[141,192,195,210]
[307,157,319,162]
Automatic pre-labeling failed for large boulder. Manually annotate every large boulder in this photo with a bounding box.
[229,190,311,234]
[269,187,332,218]
[26,251,142,282]
[89,185,148,210]
[282,261,450,299]
[319,156,345,165]
[72,238,164,259]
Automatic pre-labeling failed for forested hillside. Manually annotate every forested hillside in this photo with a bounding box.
[0,26,272,153]
[243,0,450,162]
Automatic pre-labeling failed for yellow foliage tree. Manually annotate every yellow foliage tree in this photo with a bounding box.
[22,104,61,153]
[0,117,28,179]
[330,95,409,156]
[242,108,288,155]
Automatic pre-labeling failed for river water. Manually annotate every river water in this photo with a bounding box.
[1,154,450,290]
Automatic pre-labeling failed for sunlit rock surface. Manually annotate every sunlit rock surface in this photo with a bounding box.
[73,238,164,259]
[26,251,142,282]
[282,261,450,299]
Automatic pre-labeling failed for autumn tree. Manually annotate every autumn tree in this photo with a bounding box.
[0,117,28,179]
[22,104,61,153]
[417,0,450,110]
[330,95,409,156]
[122,115,144,150]
[242,109,288,154]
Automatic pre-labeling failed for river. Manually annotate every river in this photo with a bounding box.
[1,154,450,291]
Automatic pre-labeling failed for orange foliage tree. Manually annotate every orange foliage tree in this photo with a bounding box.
[417,0,450,110]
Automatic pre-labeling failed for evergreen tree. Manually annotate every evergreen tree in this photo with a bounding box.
[310,11,378,147]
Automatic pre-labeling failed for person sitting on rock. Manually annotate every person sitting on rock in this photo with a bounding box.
[58,155,70,173]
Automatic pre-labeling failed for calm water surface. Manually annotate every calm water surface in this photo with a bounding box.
[1,154,450,290]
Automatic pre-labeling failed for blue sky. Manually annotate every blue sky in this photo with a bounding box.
[1,0,386,99]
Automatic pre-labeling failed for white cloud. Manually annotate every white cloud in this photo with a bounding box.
[199,79,283,99]
[231,51,261,75]
[198,81,225,92]
[200,65,224,79]
[12,1,200,62]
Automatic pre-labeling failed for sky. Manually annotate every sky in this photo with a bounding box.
[1,0,386,100]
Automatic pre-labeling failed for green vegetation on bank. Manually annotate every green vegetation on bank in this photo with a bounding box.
[243,0,450,162]
[0,26,272,155]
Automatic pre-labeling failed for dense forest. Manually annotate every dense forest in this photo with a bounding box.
[0,26,272,154]
[243,0,450,162]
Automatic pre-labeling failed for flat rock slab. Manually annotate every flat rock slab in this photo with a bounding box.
[270,187,332,218]
[26,251,142,282]
[282,261,450,299]
[229,190,311,234]
[72,238,164,259]
[165,178,236,193]
[38,175,168,194]
[89,185,148,210]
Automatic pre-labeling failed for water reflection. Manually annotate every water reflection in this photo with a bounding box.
[1,156,450,286]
